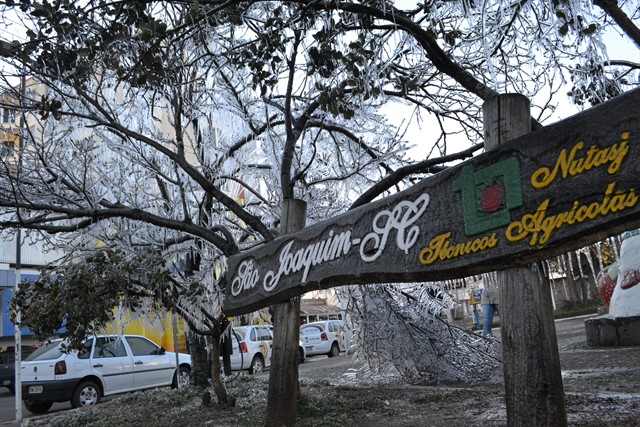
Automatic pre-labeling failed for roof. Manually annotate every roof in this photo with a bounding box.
[300,304,341,316]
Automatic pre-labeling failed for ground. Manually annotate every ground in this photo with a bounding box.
[25,316,640,426]
[24,374,640,427]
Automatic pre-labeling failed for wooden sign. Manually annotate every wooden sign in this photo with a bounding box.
[224,89,640,315]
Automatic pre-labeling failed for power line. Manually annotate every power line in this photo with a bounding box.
[0,27,27,43]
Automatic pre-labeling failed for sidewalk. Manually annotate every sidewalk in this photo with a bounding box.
[555,314,640,396]
[454,312,640,393]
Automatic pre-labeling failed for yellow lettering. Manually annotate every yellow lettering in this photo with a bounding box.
[419,232,498,265]
[531,133,631,189]
[506,183,638,247]
[586,202,600,219]
[419,232,450,265]
[608,134,629,174]
[531,144,578,189]
[575,205,588,222]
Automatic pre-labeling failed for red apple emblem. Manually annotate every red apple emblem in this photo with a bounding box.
[481,182,504,213]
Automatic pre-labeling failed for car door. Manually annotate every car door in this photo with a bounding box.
[91,337,134,395]
[229,328,246,371]
[255,326,273,367]
[124,336,174,389]
[330,321,346,350]
[0,348,13,389]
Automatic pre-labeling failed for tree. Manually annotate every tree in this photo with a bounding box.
[1,0,639,425]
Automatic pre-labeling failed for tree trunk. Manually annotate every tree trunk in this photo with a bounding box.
[564,262,579,308]
[265,199,306,427]
[188,332,210,388]
[483,94,567,426]
[209,326,231,406]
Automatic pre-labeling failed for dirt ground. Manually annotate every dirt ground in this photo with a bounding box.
[26,315,640,426]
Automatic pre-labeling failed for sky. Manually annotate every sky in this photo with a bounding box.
[386,3,640,161]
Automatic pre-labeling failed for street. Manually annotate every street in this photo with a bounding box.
[0,352,354,425]
[0,396,71,425]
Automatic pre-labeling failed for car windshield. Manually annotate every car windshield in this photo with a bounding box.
[25,341,64,361]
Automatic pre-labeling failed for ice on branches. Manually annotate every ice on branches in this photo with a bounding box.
[338,283,500,383]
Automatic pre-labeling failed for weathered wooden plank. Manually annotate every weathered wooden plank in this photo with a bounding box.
[225,89,640,315]
[485,94,567,426]
[265,199,305,426]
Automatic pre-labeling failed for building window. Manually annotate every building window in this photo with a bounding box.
[1,141,13,157]
[1,107,14,124]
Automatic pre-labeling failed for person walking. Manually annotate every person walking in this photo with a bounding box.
[468,289,482,331]
[481,283,499,337]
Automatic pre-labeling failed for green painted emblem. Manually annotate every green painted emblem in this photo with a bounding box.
[453,157,523,236]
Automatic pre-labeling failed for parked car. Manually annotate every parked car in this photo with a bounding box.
[21,335,191,414]
[300,320,345,358]
[298,339,306,364]
[228,325,273,374]
[266,325,306,364]
[0,345,39,394]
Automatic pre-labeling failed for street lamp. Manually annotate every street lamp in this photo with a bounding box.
[1,37,25,425]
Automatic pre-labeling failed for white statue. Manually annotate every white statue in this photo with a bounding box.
[608,230,640,318]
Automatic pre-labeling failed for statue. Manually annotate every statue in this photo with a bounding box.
[608,230,640,318]
[586,229,640,346]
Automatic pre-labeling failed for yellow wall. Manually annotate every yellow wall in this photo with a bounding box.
[105,310,188,353]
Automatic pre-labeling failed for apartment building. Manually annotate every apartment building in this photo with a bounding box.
[0,79,65,347]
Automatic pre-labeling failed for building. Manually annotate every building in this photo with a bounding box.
[300,297,343,324]
[1,79,65,347]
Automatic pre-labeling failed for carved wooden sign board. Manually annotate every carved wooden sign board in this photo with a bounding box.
[224,89,640,316]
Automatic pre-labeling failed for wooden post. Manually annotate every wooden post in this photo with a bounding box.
[265,199,306,427]
[483,95,567,426]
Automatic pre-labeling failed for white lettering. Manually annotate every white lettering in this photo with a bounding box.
[360,193,430,262]
[262,230,353,293]
[233,193,432,297]
[231,259,260,297]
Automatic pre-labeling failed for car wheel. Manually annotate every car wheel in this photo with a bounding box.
[24,400,53,414]
[71,380,101,409]
[298,347,305,364]
[328,342,339,358]
[173,365,191,388]
[249,355,264,374]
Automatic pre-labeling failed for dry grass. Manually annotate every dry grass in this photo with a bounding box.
[25,373,640,427]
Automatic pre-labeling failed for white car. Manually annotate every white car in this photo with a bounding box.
[228,326,273,374]
[21,335,191,414]
[300,320,345,358]
[266,325,306,364]
[224,326,305,374]
[298,339,306,364]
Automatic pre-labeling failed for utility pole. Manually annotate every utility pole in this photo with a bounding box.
[1,37,26,424]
